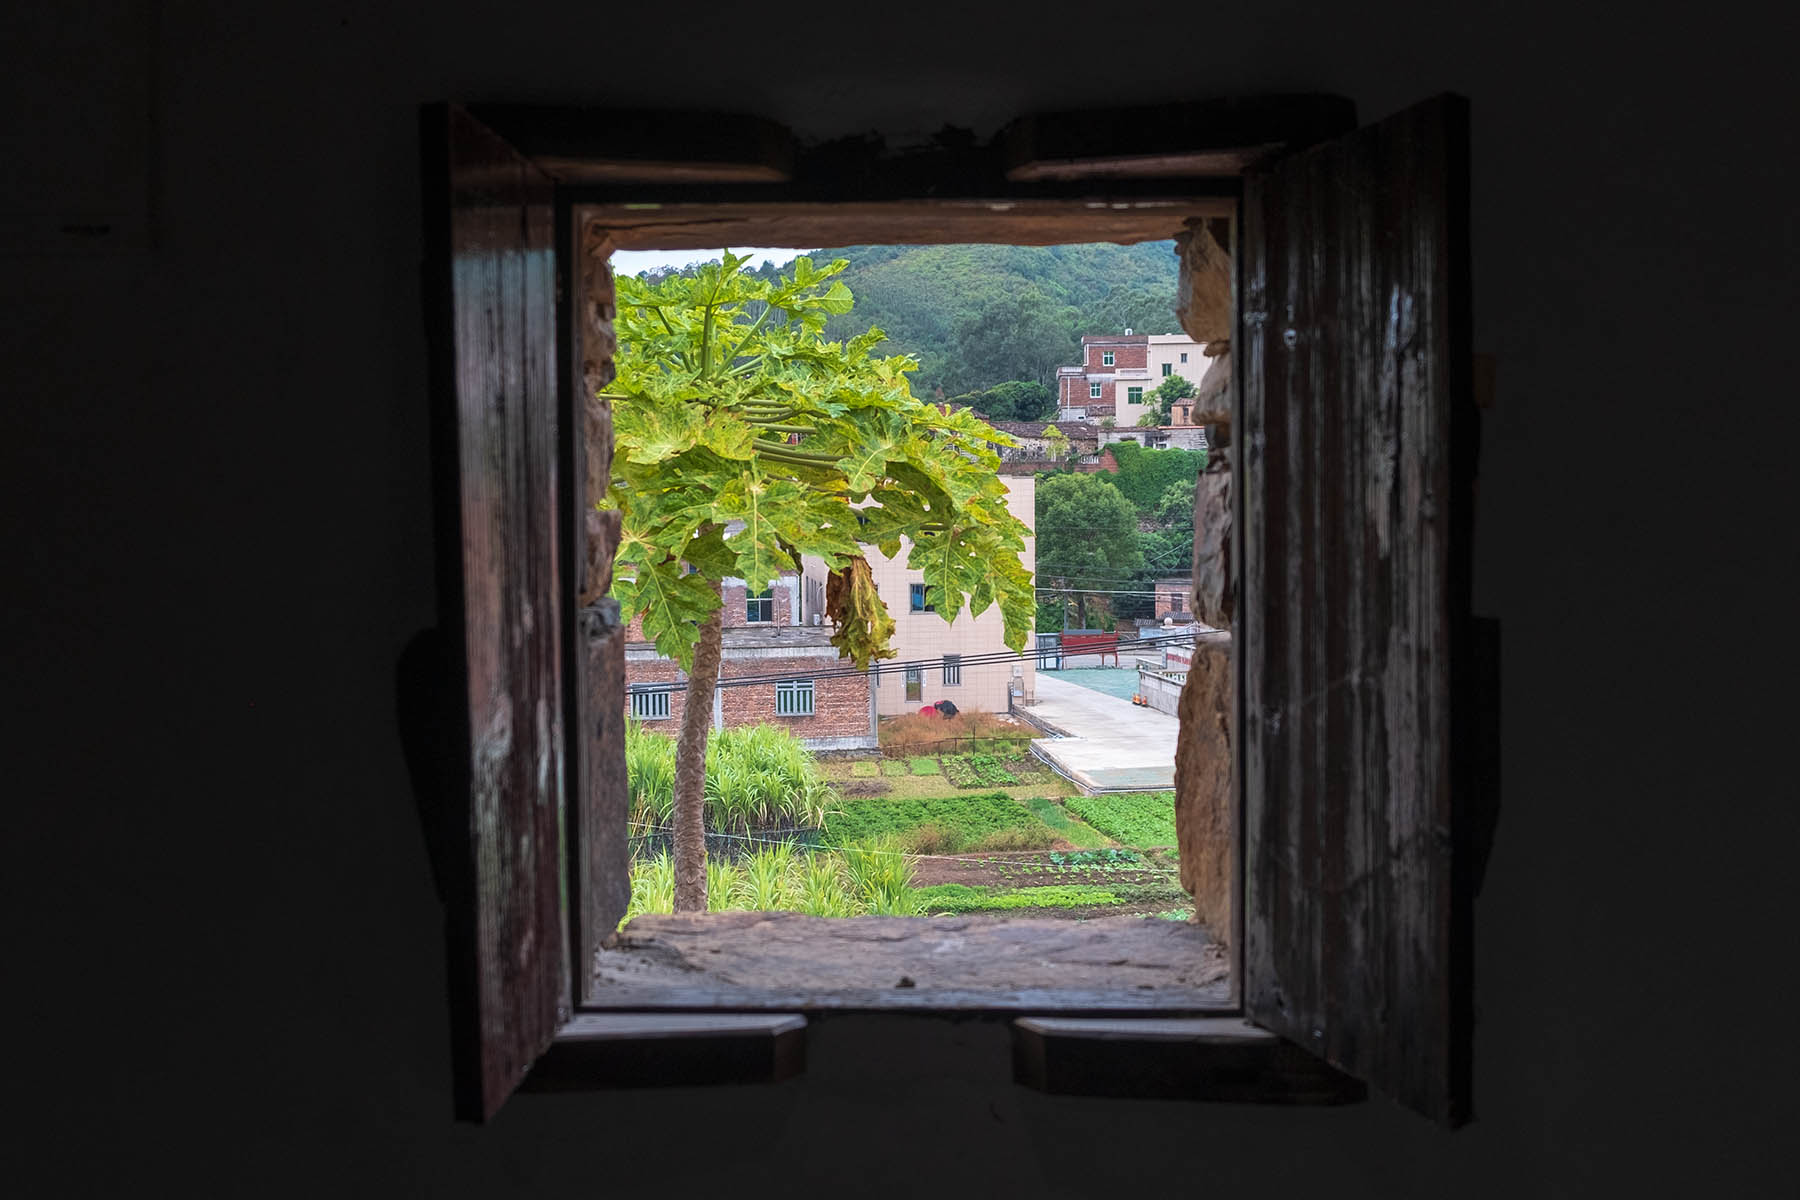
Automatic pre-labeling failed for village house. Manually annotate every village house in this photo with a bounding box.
[1055,331,1210,424]
[622,465,1038,740]
[622,563,877,750]
[865,466,1037,717]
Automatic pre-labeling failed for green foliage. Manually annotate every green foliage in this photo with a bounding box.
[605,251,1035,672]
[1021,797,1113,849]
[626,721,835,831]
[801,242,1181,397]
[913,883,1124,914]
[949,379,1055,422]
[879,758,909,777]
[825,791,1058,853]
[1063,792,1179,848]
[621,842,912,923]
[849,760,880,778]
[908,756,941,775]
[1149,372,1196,423]
[1094,439,1207,512]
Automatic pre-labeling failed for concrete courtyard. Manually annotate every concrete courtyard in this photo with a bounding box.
[1020,671,1179,792]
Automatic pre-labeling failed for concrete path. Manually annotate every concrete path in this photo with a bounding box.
[1021,672,1179,792]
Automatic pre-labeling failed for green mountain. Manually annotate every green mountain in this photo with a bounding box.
[742,242,1183,400]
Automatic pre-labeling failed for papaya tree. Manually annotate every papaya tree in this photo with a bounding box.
[602,252,1035,912]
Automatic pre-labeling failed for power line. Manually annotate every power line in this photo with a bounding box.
[625,627,1211,694]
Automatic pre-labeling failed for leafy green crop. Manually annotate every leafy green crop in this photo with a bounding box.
[825,791,1057,854]
[913,883,1123,914]
[1064,792,1178,849]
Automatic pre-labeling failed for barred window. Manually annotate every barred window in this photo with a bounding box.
[746,587,774,623]
[630,689,671,720]
[942,655,961,686]
[775,679,814,717]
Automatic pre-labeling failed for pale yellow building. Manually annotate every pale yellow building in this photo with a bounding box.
[801,469,1036,716]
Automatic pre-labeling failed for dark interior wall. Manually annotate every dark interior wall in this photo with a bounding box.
[8,1,1795,1194]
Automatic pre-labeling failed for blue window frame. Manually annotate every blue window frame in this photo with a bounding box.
[909,582,934,612]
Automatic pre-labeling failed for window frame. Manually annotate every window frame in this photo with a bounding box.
[1101,349,1114,366]
[908,582,934,612]
[425,94,1477,1125]
[629,688,671,720]
[745,586,774,623]
[1088,381,1102,399]
[1162,362,1172,376]
[1126,386,1143,405]
[774,679,815,717]
[942,654,961,686]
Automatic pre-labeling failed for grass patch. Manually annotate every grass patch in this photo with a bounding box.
[825,791,1059,855]
[914,883,1123,914]
[1022,797,1113,849]
[878,710,1037,755]
[849,761,880,778]
[879,759,909,777]
[1064,791,1178,849]
[908,756,941,775]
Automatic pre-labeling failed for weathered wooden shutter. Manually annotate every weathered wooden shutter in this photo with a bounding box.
[422,104,565,1121]
[1239,94,1475,1125]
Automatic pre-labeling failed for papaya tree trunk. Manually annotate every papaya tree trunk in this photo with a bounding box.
[672,598,724,912]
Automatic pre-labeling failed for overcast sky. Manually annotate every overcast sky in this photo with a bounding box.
[609,247,816,276]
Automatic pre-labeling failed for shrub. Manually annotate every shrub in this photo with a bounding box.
[842,839,920,915]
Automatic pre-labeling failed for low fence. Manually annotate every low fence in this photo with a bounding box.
[876,735,1038,759]
[628,824,823,862]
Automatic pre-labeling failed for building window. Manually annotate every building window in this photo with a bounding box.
[746,587,774,623]
[1179,352,1188,363]
[943,655,961,685]
[630,688,671,720]
[1126,386,1143,405]
[1161,363,1172,376]
[1102,350,1114,366]
[775,679,815,717]
[904,666,922,702]
[909,582,935,612]
[1089,381,1102,399]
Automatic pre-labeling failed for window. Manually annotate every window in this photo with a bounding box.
[1162,362,1172,376]
[909,582,934,612]
[630,688,671,720]
[746,587,773,623]
[427,94,1475,1126]
[1088,381,1102,399]
[774,679,814,716]
[1101,350,1114,366]
[1179,351,1188,363]
[942,654,961,685]
[904,666,922,702]
[1126,386,1143,405]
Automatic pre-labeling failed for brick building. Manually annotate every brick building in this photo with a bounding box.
[1056,331,1210,426]
[623,565,876,750]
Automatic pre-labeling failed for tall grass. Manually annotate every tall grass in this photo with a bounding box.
[618,841,917,926]
[627,720,836,833]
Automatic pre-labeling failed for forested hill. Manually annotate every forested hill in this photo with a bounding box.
[642,242,1182,400]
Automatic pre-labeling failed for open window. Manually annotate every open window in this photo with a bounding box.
[419,94,1481,1125]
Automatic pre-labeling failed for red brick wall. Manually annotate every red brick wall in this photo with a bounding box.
[621,575,796,642]
[1085,343,1148,370]
[624,652,871,742]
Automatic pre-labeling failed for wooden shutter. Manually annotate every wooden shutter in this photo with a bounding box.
[422,104,565,1121]
[1239,94,1475,1125]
